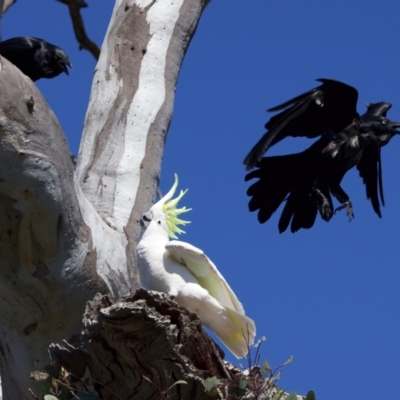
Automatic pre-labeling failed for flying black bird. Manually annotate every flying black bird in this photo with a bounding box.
[0,37,72,81]
[244,79,400,233]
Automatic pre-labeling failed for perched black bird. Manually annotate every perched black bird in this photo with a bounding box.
[0,37,72,81]
[244,79,400,233]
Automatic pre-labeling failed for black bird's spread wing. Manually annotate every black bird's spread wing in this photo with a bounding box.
[244,78,359,169]
[357,145,384,217]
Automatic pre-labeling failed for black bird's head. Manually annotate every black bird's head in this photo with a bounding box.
[360,102,400,145]
[0,37,73,81]
[360,115,400,134]
[43,43,72,79]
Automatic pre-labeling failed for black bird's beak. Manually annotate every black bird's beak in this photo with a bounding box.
[61,61,72,76]
[388,120,400,131]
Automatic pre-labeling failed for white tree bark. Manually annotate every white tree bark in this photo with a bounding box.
[1,0,15,15]
[0,0,15,41]
[0,0,209,398]
[76,0,208,297]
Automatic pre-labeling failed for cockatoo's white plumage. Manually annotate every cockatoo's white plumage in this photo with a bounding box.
[137,174,256,358]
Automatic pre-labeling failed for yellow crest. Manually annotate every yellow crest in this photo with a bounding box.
[162,174,191,239]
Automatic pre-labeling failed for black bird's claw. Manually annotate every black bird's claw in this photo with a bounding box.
[334,201,354,221]
[312,186,333,221]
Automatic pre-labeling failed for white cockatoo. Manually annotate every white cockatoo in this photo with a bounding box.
[137,174,256,358]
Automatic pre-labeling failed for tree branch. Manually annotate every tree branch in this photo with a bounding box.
[76,0,209,267]
[57,0,100,60]
[2,0,16,15]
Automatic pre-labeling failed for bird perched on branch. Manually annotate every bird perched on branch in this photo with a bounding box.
[0,37,72,81]
[244,79,400,233]
[137,174,256,358]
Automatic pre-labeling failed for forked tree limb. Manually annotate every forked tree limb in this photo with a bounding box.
[57,0,100,60]
[76,0,210,272]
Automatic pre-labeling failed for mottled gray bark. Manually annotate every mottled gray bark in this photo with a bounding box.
[0,57,106,399]
[50,290,230,399]
[0,0,209,398]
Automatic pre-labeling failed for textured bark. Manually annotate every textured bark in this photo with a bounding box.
[0,57,105,399]
[81,290,227,399]
[49,291,305,400]
[0,0,209,398]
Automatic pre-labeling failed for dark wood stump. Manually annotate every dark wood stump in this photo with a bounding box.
[50,289,244,399]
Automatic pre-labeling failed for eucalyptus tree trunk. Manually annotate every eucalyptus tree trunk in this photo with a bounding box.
[0,0,209,398]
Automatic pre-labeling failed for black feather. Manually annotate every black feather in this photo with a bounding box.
[245,79,400,233]
[0,37,72,81]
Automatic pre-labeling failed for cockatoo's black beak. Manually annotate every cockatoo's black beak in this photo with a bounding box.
[141,212,152,228]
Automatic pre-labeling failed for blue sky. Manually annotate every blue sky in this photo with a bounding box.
[3,1,400,399]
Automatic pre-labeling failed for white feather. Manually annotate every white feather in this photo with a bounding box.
[137,200,256,358]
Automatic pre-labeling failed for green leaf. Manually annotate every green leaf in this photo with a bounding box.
[284,392,298,400]
[306,390,316,400]
[237,379,247,390]
[261,359,271,375]
[44,395,59,400]
[203,376,221,394]
[203,376,222,398]
[232,379,248,397]
[283,355,294,366]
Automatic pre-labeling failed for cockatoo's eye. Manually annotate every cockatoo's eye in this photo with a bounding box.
[157,220,161,225]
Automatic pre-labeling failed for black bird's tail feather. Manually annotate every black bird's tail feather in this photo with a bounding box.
[246,154,302,224]
[279,187,318,233]
[246,152,334,233]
